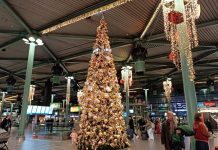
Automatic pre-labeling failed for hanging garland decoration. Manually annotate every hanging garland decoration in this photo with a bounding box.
[162,0,200,81]
[163,78,172,102]
[41,0,132,34]
[121,66,133,91]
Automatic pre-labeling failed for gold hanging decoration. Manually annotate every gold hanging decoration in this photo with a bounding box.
[41,0,132,34]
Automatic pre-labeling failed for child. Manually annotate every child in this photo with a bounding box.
[70,128,78,145]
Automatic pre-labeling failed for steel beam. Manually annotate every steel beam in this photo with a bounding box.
[140,2,162,39]
[0,57,52,62]
[38,0,117,32]
[15,62,53,74]
[62,42,132,61]
[0,66,26,84]
[1,0,69,74]
[191,58,218,65]
[0,37,21,50]
[45,33,133,43]
[145,19,218,41]
[42,43,69,73]
[1,0,32,34]
[146,65,174,72]
[146,46,216,60]
[194,49,218,64]
[196,64,218,67]
[0,30,27,36]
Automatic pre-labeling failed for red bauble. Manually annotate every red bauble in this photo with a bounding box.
[168,51,176,61]
[120,79,124,84]
[168,11,184,24]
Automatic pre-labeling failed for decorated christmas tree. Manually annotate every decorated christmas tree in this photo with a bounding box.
[77,17,129,150]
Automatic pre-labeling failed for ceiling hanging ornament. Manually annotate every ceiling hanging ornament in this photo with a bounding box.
[163,78,172,102]
[162,0,200,81]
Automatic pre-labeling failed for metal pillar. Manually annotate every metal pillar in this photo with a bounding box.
[143,89,149,106]
[62,99,66,120]
[143,89,149,118]
[125,72,130,125]
[122,66,132,125]
[10,103,14,116]
[0,92,7,116]
[17,43,36,139]
[50,94,55,105]
[65,77,72,123]
[175,0,198,149]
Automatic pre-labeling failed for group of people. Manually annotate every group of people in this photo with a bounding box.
[128,116,162,141]
[161,111,212,150]
[128,111,214,150]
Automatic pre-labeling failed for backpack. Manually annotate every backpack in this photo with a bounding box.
[177,125,195,136]
[172,133,185,150]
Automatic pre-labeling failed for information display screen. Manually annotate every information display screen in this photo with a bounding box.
[41,107,46,114]
[27,105,53,115]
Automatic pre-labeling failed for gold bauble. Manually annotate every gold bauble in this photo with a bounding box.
[94,108,98,112]
[104,119,108,123]
[93,115,97,120]
[99,132,103,137]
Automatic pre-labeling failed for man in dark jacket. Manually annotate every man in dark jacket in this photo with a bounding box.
[128,116,137,137]
[161,111,176,150]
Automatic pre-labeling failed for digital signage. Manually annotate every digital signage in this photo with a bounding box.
[27,105,53,115]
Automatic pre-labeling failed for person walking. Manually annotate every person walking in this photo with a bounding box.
[161,111,177,150]
[155,118,161,134]
[193,113,210,150]
[129,116,137,137]
[205,118,216,138]
[146,118,155,140]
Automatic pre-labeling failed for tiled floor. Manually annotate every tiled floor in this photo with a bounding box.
[6,127,218,150]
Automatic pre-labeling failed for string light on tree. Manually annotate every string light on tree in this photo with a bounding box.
[162,0,200,81]
[77,17,129,150]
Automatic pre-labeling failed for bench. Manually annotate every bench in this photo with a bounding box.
[0,132,10,150]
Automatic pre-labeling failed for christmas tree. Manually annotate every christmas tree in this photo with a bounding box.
[77,17,129,150]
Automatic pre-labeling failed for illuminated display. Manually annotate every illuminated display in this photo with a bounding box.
[70,106,80,112]
[27,105,53,115]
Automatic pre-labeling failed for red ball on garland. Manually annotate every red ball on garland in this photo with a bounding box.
[120,79,124,84]
[168,51,176,61]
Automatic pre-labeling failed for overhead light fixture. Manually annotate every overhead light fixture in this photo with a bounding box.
[28,36,35,42]
[22,38,28,42]
[23,35,44,46]
[65,76,74,80]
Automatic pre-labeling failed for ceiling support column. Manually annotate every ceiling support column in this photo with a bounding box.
[174,0,197,149]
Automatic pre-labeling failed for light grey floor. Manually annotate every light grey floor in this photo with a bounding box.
[7,127,218,150]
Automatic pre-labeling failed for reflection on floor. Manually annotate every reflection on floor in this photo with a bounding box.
[7,128,218,150]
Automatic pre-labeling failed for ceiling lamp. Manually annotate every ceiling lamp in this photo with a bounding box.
[131,42,148,75]
[207,77,215,92]
[162,0,200,81]
[6,75,16,93]
[51,63,63,85]
[22,36,44,45]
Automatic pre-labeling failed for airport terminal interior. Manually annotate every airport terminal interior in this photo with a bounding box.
[0,0,218,150]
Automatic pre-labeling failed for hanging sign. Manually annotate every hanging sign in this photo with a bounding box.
[203,101,216,107]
